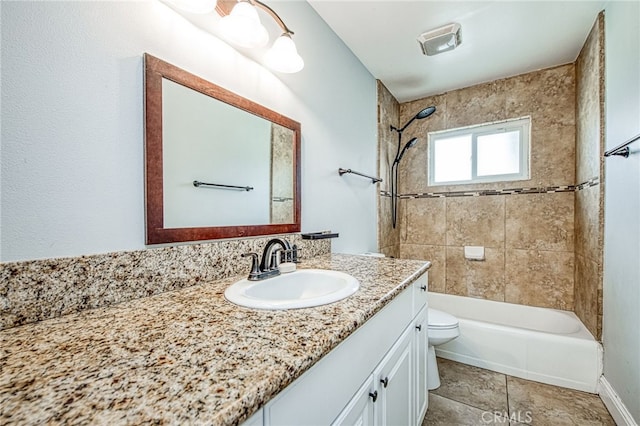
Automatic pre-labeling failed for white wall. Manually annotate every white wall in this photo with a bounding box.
[602,1,640,423]
[0,1,378,261]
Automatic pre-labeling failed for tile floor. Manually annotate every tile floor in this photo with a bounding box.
[423,358,616,425]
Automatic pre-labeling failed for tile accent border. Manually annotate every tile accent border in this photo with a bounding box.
[575,176,600,191]
[380,177,600,199]
[0,234,331,331]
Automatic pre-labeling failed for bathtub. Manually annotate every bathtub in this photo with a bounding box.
[429,292,603,393]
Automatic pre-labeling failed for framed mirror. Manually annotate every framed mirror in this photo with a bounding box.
[144,54,301,244]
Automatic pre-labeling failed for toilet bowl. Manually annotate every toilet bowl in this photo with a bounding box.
[428,308,459,390]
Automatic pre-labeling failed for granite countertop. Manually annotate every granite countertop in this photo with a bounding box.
[0,254,430,425]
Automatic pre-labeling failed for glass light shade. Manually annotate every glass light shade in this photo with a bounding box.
[164,0,217,14]
[219,1,269,48]
[264,34,304,73]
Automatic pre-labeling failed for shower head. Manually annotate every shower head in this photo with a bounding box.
[406,136,419,148]
[392,105,437,133]
[416,106,436,119]
[395,137,419,164]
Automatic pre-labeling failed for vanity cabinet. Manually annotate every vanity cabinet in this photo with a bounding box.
[259,273,428,426]
[414,306,429,423]
[372,323,414,425]
[332,375,376,425]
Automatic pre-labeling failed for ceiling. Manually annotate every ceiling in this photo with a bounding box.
[308,1,606,102]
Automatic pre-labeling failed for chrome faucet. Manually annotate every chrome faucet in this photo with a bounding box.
[259,238,291,271]
[241,238,299,281]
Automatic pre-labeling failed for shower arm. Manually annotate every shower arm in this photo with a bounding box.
[389,105,436,228]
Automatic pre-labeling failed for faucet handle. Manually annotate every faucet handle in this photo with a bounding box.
[269,247,283,270]
[291,244,300,263]
[241,252,261,279]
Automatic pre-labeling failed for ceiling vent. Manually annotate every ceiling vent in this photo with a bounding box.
[417,23,462,56]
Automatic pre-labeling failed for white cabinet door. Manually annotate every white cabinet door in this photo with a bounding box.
[242,408,263,426]
[412,274,428,315]
[332,376,376,426]
[375,325,413,426]
[414,306,428,424]
[264,288,413,426]
[262,272,430,426]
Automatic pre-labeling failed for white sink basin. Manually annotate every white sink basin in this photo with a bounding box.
[224,269,359,310]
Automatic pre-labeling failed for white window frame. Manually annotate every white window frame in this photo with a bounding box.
[427,116,531,186]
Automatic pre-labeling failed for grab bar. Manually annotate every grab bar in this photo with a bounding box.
[338,168,382,184]
[193,180,253,191]
[604,133,640,158]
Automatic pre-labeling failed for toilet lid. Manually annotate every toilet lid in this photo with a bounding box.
[429,308,459,329]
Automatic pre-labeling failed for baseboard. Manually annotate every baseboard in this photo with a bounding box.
[599,376,638,426]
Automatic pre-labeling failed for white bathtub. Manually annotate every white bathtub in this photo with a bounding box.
[429,292,603,393]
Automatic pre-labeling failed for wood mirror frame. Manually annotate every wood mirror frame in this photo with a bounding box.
[144,54,301,245]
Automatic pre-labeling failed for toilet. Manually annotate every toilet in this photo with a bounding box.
[427,308,460,390]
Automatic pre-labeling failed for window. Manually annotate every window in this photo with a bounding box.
[428,117,530,185]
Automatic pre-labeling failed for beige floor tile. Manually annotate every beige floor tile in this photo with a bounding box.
[424,394,509,425]
[431,358,508,413]
[507,376,615,425]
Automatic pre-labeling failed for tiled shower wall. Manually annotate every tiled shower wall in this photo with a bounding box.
[377,13,606,338]
[378,64,578,311]
[574,13,605,339]
[377,81,401,257]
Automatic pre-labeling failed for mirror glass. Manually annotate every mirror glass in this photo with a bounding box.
[144,54,301,244]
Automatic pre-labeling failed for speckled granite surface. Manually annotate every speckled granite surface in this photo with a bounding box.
[0,235,330,330]
[0,254,429,425]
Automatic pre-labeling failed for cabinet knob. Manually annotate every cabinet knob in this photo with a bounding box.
[380,377,389,388]
[369,390,378,402]
[420,285,427,292]
[416,324,423,331]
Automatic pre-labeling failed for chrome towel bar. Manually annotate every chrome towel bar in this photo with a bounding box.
[604,133,640,158]
[272,196,293,202]
[193,180,253,191]
[338,168,382,184]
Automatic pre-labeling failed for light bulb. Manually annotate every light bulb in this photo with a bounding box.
[163,0,217,14]
[264,34,304,73]
[219,1,269,48]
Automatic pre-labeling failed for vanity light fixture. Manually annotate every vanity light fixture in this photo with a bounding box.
[217,0,304,73]
[163,0,218,14]
[417,23,462,56]
[263,33,304,73]
[218,0,269,48]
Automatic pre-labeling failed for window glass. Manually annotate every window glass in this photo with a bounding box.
[433,135,472,182]
[477,130,520,176]
[428,117,530,186]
